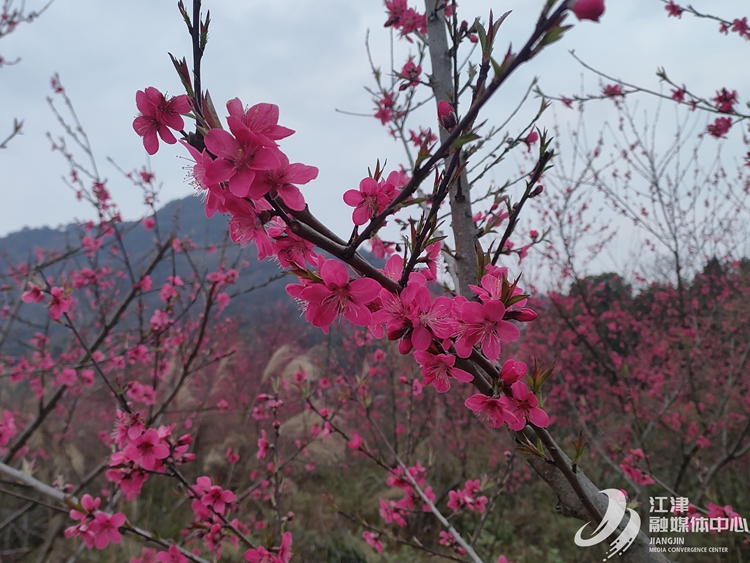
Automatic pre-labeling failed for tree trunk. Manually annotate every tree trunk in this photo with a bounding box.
[424,2,671,561]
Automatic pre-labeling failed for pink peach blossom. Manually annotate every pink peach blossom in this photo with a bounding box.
[48,287,72,320]
[455,300,520,361]
[507,381,549,430]
[465,394,518,428]
[297,259,381,332]
[88,511,126,549]
[133,87,191,155]
[414,351,473,393]
[343,177,392,225]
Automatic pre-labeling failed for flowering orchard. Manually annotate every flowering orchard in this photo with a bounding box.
[521,0,750,557]
[1,0,749,562]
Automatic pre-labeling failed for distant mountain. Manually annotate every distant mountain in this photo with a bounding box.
[0,196,307,354]
[0,195,385,354]
[0,194,288,294]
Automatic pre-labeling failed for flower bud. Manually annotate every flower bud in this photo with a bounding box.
[515,308,538,322]
[177,434,193,445]
[571,0,605,22]
[437,100,457,131]
[530,185,544,197]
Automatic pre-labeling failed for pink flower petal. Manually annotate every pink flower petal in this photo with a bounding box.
[347,277,381,303]
[276,184,306,211]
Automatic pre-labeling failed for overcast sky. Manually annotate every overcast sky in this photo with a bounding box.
[1,0,748,252]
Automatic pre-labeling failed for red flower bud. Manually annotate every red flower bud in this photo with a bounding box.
[437,100,457,131]
[515,308,538,322]
[571,0,605,22]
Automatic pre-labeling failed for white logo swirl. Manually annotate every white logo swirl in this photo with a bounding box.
[574,489,640,559]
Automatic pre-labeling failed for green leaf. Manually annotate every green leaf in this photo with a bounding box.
[475,240,487,281]
[517,436,546,459]
[475,18,488,52]
[395,197,427,210]
[177,0,191,30]
[540,24,572,48]
[169,54,194,99]
[451,132,481,150]
[199,10,211,51]
[491,46,515,79]
[536,362,556,390]
[491,10,512,38]
[202,90,223,130]
[505,294,530,307]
